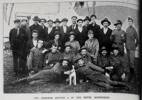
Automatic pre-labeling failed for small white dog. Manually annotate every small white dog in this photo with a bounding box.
[64,65,76,86]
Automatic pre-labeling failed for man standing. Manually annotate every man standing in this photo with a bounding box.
[74,19,87,47]
[46,19,54,41]
[100,18,112,54]
[69,16,78,32]
[30,16,44,40]
[87,14,101,42]
[40,18,47,41]
[60,18,70,44]
[125,17,139,82]
[9,19,28,77]
[111,20,126,55]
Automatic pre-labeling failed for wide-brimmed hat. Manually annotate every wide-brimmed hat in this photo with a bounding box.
[54,18,61,23]
[79,46,88,52]
[101,18,111,26]
[62,18,68,22]
[90,14,97,19]
[77,19,83,22]
[99,46,108,52]
[114,20,122,26]
[40,18,47,23]
[128,16,133,22]
[84,16,90,21]
[32,16,40,21]
[47,19,53,23]
[14,19,20,23]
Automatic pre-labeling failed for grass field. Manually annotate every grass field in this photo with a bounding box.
[3,50,139,94]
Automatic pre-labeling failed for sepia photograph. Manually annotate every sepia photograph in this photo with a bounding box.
[2,0,140,95]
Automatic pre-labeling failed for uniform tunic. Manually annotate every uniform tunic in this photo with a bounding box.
[111,29,126,55]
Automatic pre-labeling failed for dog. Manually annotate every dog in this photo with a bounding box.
[64,65,76,86]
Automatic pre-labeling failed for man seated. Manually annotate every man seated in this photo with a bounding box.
[109,46,129,81]
[75,57,129,90]
[27,40,47,75]
[44,44,63,69]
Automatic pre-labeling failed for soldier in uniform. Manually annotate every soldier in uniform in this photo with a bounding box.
[109,47,129,81]
[125,17,139,82]
[75,57,129,89]
[110,20,126,55]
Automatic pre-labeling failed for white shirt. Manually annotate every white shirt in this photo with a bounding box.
[63,26,67,33]
[78,26,83,32]
[103,27,108,34]
[48,27,53,34]
[33,40,38,47]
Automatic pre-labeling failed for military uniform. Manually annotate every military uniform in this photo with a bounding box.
[111,29,126,55]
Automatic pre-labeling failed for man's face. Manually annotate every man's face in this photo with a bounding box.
[55,34,60,40]
[15,22,21,28]
[101,50,107,56]
[55,22,60,27]
[77,21,83,27]
[65,47,71,53]
[88,33,94,39]
[40,20,46,25]
[21,21,27,26]
[116,24,122,30]
[91,17,96,23]
[62,21,67,26]
[103,22,109,27]
[51,46,58,53]
[62,60,68,66]
[78,59,84,66]
[72,17,77,24]
[37,41,43,48]
[128,20,133,26]
[113,49,119,56]
[48,21,53,27]
[32,32,38,39]
[34,20,39,25]
[81,49,87,55]
[69,35,75,41]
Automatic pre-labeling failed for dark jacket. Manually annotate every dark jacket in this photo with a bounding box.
[74,26,88,47]
[46,27,54,42]
[100,28,112,51]
[30,24,45,41]
[60,26,70,43]
[9,27,28,58]
[87,23,101,41]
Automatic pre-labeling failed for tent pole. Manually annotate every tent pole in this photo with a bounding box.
[8,3,14,25]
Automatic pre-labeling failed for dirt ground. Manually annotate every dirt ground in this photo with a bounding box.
[3,50,139,94]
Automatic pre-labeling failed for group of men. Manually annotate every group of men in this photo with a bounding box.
[9,14,139,88]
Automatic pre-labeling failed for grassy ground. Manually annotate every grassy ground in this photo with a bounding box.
[3,50,138,94]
